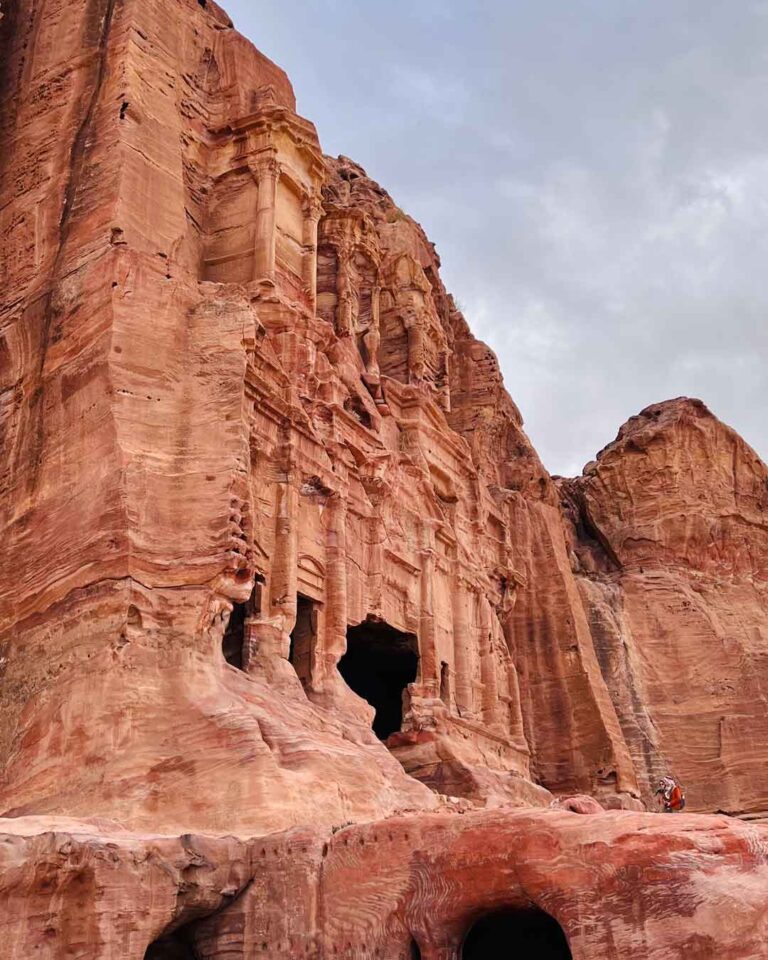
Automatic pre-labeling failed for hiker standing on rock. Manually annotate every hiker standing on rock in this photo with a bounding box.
[655,776,685,813]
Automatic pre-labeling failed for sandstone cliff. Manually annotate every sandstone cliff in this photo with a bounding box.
[560,398,768,815]
[1,0,768,956]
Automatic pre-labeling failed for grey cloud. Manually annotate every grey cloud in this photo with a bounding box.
[228,0,768,475]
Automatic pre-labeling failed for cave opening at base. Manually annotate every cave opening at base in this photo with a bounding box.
[461,908,572,959]
[144,926,197,960]
[338,619,419,741]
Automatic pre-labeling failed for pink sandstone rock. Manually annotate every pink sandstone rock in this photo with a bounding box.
[1,0,768,955]
[2,809,768,958]
[559,399,768,815]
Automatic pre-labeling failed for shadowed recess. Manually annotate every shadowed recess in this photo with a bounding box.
[462,908,572,959]
[339,619,418,740]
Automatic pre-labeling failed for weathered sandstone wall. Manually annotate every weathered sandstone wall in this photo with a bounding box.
[0,0,648,831]
[3,0,768,956]
[3,809,768,959]
[561,399,768,815]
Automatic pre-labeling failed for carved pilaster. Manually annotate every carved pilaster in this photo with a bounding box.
[451,573,474,718]
[302,193,323,311]
[323,490,348,665]
[336,243,354,336]
[253,154,280,285]
[478,592,502,729]
[418,519,440,695]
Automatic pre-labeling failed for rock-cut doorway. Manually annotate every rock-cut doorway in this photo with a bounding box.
[338,618,418,740]
[462,907,572,959]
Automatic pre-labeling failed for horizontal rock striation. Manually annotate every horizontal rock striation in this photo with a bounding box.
[560,398,768,814]
[1,0,768,955]
[3,808,768,959]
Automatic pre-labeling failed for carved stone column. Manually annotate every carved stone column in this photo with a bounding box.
[451,574,474,718]
[323,490,348,669]
[336,243,354,336]
[302,193,323,312]
[404,308,426,383]
[267,439,298,657]
[361,474,387,618]
[418,519,440,696]
[253,154,280,285]
[478,592,502,729]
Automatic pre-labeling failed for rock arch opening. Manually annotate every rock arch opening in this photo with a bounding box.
[144,925,197,959]
[462,907,572,959]
[338,619,418,740]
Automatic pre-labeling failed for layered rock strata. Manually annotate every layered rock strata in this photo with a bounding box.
[560,399,768,815]
[2,0,768,956]
[0,0,645,828]
[3,808,768,959]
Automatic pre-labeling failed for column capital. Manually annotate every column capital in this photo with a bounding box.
[303,192,324,222]
[253,153,281,181]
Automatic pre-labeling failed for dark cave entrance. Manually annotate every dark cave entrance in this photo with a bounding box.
[338,619,418,740]
[221,579,263,671]
[290,593,318,687]
[462,908,572,959]
[144,925,197,960]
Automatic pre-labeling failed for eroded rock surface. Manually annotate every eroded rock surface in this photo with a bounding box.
[1,0,768,955]
[560,399,768,815]
[3,809,768,959]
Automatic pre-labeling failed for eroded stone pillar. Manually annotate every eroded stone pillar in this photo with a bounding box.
[418,520,440,696]
[253,154,280,285]
[439,349,451,412]
[451,575,474,718]
[498,588,526,745]
[505,657,526,744]
[323,491,348,667]
[362,476,386,618]
[302,193,323,311]
[362,283,382,378]
[405,309,426,383]
[478,592,502,729]
[336,243,354,336]
[267,440,298,656]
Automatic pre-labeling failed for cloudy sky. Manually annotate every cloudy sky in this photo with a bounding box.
[228,0,767,476]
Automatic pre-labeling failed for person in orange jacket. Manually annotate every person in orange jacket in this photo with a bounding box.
[655,776,685,812]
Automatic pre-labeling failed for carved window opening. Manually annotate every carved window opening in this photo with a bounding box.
[338,619,418,741]
[290,594,317,687]
[461,908,572,959]
[222,580,263,671]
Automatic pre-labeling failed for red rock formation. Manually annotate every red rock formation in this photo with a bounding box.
[2,0,768,955]
[3,809,768,958]
[560,398,768,814]
[0,0,644,828]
